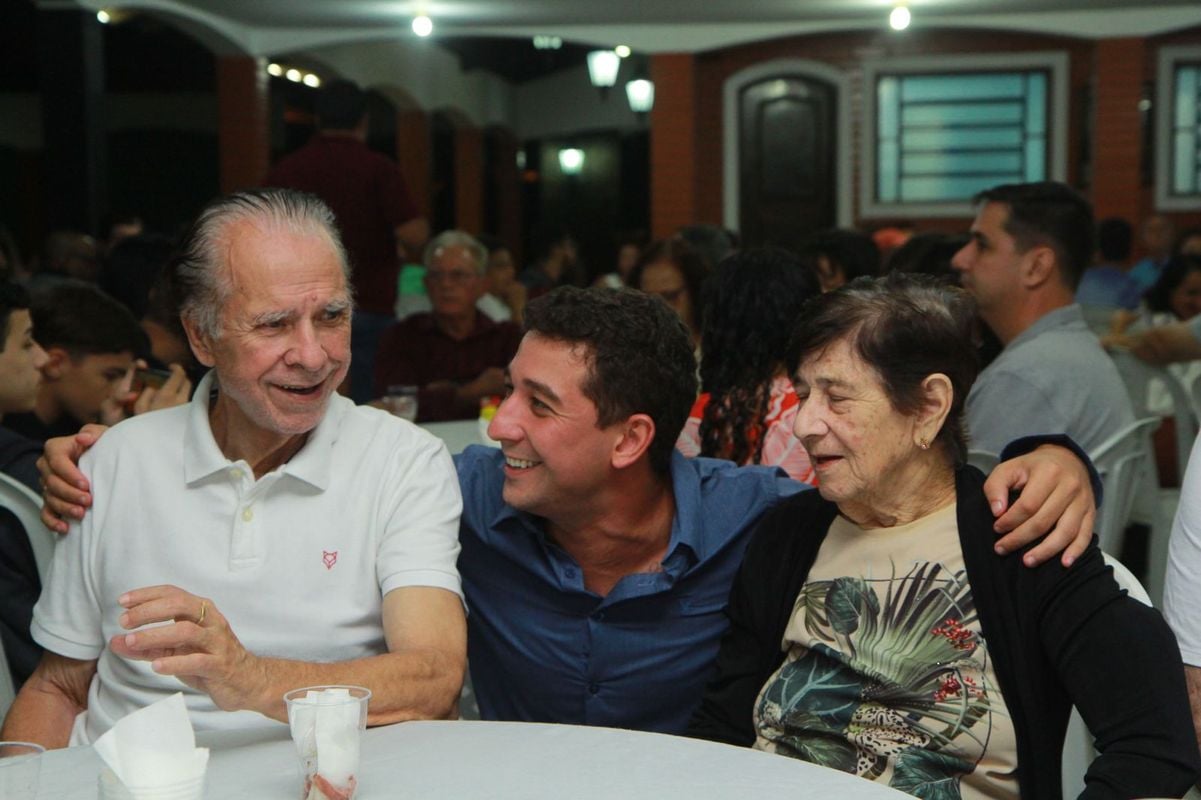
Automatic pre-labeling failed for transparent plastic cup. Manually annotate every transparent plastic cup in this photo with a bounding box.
[0,742,43,800]
[284,685,371,800]
[382,385,418,422]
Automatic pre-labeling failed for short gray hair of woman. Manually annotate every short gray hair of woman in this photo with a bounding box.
[787,272,981,464]
[173,188,352,339]
[423,230,488,277]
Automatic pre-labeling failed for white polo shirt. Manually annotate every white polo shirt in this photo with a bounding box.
[31,371,463,744]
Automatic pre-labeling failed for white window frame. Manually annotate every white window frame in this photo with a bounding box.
[859,51,1069,219]
[1156,44,1201,212]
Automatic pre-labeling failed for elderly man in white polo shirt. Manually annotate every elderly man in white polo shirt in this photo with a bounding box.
[0,189,466,748]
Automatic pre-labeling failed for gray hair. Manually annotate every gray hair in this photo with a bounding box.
[174,188,352,339]
[423,230,487,276]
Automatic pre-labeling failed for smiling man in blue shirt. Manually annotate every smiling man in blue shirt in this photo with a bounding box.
[453,286,1100,734]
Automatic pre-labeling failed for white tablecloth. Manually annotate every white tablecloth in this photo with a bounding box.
[420,420,493,455]
[33,720,910,799]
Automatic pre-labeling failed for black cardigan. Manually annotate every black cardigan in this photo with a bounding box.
[688,467,1200,799]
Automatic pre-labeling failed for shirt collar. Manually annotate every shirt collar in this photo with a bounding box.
[182,370,346,490]
[489,449,705,565]
[1007,303,1084,350]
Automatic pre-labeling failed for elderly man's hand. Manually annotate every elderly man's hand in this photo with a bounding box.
[110,585,266,714]
[132,364,192,415]
[984,444,1096,568]
[38,425,107,533]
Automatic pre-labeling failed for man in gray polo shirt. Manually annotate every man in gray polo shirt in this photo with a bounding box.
[953,181,1135,454]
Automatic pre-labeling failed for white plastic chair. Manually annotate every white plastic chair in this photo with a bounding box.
[0,472,55,582]
[1108,349,1199,604]
[0,626,14,727]
[1061,553,1151,797]
[1087,417,1160,555]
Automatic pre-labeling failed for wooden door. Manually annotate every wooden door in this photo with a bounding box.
[739,75,836,250]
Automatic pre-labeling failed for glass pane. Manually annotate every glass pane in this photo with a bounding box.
[903,151,1023,175]
[879,77,900,139]
[901,73,1024,102]
[905,127,1024,150]
[901,174,1017,201]
[1024,138,1045,181]
[1173,131,1196,194]
[879,141,899,202]
[1025,74,1047,135]
[1175,66,1197,129]
[902,102,1025,127]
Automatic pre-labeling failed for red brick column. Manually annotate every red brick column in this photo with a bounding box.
[396,109,431,217]
[1092,38,1147,224]
[216,56,269,193]
[455,125,484,233]
[650,53,699,239]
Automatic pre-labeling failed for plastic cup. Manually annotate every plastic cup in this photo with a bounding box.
[284,685,371,800]
[0,742,43,800]
[382,385,419,421]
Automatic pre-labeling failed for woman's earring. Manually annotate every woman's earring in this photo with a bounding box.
[917,437,930,450]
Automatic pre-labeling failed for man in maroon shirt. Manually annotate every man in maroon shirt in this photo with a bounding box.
[374,231,521,422]
[264,80,428,403]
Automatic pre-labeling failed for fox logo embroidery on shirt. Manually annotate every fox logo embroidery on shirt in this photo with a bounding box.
[322,551,338,570]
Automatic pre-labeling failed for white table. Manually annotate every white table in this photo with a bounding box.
[34,721,909,799]
[419,420,494,455]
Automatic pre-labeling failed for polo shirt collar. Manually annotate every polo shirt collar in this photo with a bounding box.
[183,370,346,490]
[1007,303,1084,350]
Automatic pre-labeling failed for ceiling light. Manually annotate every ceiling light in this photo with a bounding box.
[558,148,584,175]
[626,79,654,115]
[96,9,111,24]
[890,5,911,30]
[412,15,433,37]
[533,35,562,50]
[303,74,321,88]
[615,45,631,59]
[267,63,283,77]
[285,68,302,83]
[587,50,621,93]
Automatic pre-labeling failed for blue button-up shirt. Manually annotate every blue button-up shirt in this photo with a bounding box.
[455,446,803,734]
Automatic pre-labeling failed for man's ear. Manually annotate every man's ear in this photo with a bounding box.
[41,346,72,381]
[181,316,217,368]
[1021,244,1058,289]
[611,413,656,471]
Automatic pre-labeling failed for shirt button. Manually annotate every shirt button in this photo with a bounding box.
[591,610,605,621]
[588,683,599,695]
[229,468,242,480]
[242,507,254,522]
[564,568,577,579]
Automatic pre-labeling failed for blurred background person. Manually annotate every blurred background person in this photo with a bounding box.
[594,231,647,289]
[476,233,526,326]
[1075,216,1141,313]
[519,232,581,299]
[1129,213,1176,292]
[29,231,99,290]
[629,238,710,352]
[800,228,880,293]
[676,246,819,484]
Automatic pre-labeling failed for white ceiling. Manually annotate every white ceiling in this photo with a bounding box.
[55,0,1201,56]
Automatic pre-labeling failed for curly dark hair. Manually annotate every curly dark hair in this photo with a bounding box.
[523,286,698,475]
[1145,254,1201,316]
[788,272,980,464]
[697,247,819,465]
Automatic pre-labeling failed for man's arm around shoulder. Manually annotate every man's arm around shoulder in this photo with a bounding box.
[1,652,97,748]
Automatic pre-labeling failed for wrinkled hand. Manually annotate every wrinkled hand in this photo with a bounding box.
[111,585,265,713]
[132,364,192,415]
[984,444,1095,567]
[38,424,108,533]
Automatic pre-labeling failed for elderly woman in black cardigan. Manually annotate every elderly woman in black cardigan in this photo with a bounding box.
[689,273,1199,798]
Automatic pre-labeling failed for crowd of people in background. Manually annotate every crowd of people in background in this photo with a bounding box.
[2,78,1201,798]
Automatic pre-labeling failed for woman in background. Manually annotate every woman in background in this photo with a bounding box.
[676,247,819,484]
